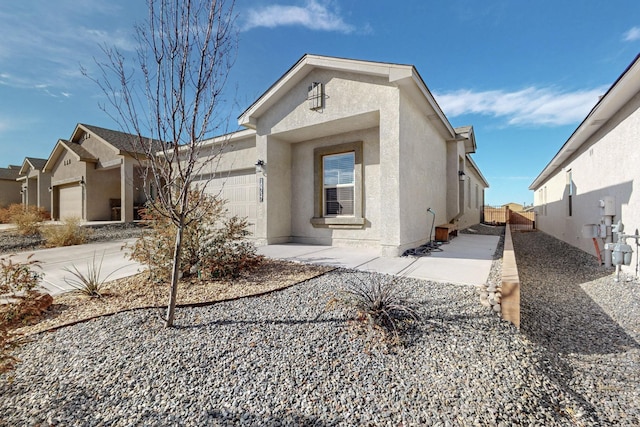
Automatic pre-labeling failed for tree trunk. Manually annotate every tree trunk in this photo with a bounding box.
[165,223,184,327]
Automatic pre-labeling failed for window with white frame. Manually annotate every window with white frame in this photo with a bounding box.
[323,152,355,216]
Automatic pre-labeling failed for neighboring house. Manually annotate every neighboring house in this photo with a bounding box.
[194,54,489,256]
[42,124,158,222]
[17,157,51,213]
[502,202,524,212]
[0,165,21,208]
[530,54,640,273]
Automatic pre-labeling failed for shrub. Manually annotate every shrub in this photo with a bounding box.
[328,273,420,343]
[129,191,262,282]
[199,216,263,278]
[0,254,45,373]
[41,217,91,247]
[2,204,49,235]
[0,254,41,296]
[63,251,125,297]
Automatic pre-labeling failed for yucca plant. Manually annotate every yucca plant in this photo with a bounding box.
[330,273,420,342]
[63,251,125,297]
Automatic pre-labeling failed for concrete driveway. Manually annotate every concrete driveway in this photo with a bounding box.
[5,239,143,296]
[4,233,499,298]
[258,233,500,286]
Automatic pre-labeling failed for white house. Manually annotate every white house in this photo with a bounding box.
[194,54,489,257]
[530,54,640,274]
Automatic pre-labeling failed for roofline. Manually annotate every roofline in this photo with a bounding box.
[238,53,457,138]
[529,53,640,190]
[466,154,489,188]
[42,139,97,172]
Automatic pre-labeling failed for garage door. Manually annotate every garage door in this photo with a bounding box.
[58,184,82,220]
[198,169,257,236]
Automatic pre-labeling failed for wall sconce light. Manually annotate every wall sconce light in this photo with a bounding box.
[48,186,53,192]
[80,178,86,186]
[255,159,265,174]
[458,170,466,181]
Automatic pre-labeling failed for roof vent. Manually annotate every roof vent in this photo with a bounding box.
[308,82,323,110]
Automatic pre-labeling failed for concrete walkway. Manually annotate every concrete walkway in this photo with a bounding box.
[5,239,143,296]
[257,233,500,286]
[3,233,499,298]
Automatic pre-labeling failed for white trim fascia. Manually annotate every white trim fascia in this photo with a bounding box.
[466,154,489,188]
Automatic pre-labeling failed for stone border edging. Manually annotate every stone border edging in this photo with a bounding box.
[23,268,336,336]
[501,225,520,328]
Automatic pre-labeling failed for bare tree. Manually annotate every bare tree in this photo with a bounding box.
[88,0,238,327]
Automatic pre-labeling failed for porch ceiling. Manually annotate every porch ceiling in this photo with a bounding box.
[269,110,379,143]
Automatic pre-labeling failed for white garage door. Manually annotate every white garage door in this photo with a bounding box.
[199,169,257,236]
[58,184,82,220]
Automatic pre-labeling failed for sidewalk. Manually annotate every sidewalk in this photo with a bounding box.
[257,233,500,286]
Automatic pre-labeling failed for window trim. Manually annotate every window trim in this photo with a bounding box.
[322,152,355,217]
[311,141,364,227]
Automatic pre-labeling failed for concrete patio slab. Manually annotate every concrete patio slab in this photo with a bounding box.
[258,234,500,286]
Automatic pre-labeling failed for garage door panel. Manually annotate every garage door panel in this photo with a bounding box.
[197,169,257,235]
[58,184,82,220]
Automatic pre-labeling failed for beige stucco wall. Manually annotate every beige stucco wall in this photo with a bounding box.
[533,90,640,274]
[290,127,380,246]
[397,90,448,253]
[457,163,485,230]
[193,134,257,178]
[260,69,395,137]
[0,179,21,207]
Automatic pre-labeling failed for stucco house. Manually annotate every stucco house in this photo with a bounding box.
[194,54,489,256]
[530,54,640,274]
[0,165,21,208]
[17,157,51,213]
[42,124,157,222]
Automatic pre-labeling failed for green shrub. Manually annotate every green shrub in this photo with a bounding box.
[328,273,420,343]
[41,217,91,247]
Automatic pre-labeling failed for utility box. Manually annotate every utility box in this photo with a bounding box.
[581,224,599,238]
[600,196,615,216]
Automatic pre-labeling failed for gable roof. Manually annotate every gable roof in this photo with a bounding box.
[42,139,98,172]
[19,157,48,175]
[75,123,165,155]
[0,167,20,181]
[238,54,458,140]
[530,54,640,190]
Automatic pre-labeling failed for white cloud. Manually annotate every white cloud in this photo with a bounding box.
[435,86,607,126]
[242,0,355,33]
[623,26,640,42]
[0,1,135,91]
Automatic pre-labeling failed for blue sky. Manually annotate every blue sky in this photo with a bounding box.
[1,0,639,206]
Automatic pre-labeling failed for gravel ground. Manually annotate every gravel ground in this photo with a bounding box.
[514,230,640,426]
[1,227,638,426]
[0,223,144,255]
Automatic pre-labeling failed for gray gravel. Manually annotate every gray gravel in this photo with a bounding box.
[1,228,638,426]
[0,222,144,255]
[514,230,640,426]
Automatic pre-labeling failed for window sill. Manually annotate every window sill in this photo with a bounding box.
[311,216,365,228]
